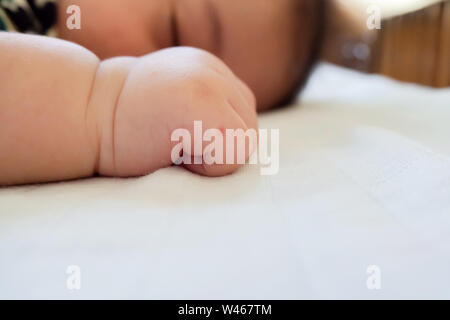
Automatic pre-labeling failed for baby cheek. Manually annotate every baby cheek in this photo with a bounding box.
[98,23,160,59]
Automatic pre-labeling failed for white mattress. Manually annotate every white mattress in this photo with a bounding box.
[1,63,450,299]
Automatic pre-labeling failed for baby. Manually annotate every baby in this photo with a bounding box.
[0,0,323,185]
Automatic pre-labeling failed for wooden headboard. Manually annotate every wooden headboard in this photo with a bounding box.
[321,0,450,88]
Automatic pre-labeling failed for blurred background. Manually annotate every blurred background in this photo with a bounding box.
[321,0,449,87]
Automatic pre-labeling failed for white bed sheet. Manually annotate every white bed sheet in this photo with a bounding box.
[1,64,450,299]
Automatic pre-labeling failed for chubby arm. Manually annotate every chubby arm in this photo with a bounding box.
[0,32,117,185]
[0,33,257,186]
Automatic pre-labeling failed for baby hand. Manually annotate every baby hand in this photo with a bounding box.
[93,47,258,178]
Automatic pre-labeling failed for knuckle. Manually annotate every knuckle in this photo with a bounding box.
[179,46,219,66]
[183,70,220,101]
[181,47,230,75]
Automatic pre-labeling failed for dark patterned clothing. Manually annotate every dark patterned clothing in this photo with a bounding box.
[0,0,57,36]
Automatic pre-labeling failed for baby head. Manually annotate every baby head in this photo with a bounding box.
[58,0,324,110]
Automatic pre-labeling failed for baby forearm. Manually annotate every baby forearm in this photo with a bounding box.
[0,32,107,185]
[0,33,258,185]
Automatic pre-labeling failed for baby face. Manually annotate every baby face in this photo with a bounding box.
[59,0,314,110]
